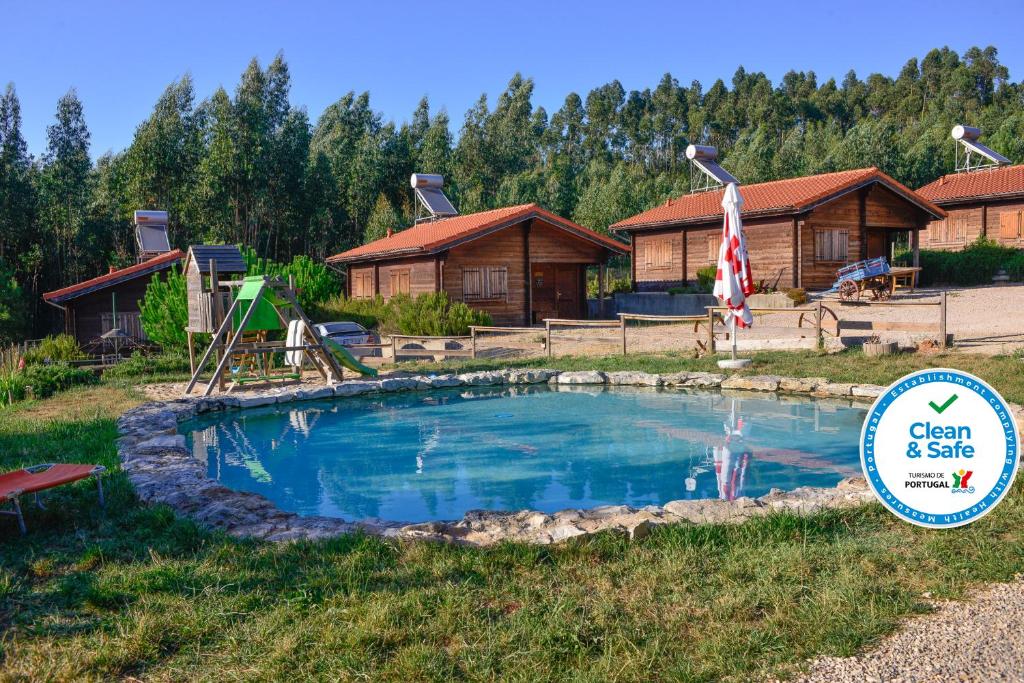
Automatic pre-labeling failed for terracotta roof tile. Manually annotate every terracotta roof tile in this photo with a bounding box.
[43,249,185,303]
[327,203,627,263]
[917,165,1024,204]
[612,167,943,229]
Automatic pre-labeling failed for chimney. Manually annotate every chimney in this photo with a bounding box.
[109,266,117,274]
[386,227,393,238]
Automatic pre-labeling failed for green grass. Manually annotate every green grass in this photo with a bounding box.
[1,353,1023,680]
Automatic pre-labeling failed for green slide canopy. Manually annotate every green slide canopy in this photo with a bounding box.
[233,276,287,332]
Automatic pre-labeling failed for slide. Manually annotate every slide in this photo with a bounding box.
[322,337,378,377]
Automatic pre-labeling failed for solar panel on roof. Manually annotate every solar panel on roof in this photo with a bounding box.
[414,186,458,217]
[952,124,1011,172]
[137,224,171,253]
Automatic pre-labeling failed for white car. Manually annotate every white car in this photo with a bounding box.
[314,321,378,347]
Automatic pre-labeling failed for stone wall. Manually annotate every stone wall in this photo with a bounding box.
[117,370,895,546]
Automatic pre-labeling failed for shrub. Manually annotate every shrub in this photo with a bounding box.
[586,275,632,298]
[139,267,190,349]
[901,239,1024,286]
[243,247,342,311]
[314,295,392,330]
[19,363,97,399]
[22,334,86,365]
[103,350,193,381]
[314,292,491,336]
[696,266,717,293]
[395,292,492,336]
[784,288,808,305]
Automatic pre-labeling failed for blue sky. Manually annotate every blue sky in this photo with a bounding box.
[4,0,1023,158]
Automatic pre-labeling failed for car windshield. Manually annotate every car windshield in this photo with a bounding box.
[320,322,365,335]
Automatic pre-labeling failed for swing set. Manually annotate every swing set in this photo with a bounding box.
[183,246,344,397]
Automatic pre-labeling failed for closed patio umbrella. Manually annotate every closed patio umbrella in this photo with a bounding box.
[713,183,754,367]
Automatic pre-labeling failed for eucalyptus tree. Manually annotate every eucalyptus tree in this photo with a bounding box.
[39,89,92,285]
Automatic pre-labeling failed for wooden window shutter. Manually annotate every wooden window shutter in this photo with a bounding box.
[489,267,508,299]
[998,211,1021,240]
[643,241,653,268]
[814,229,849,261]
[707,235,719,262]
[463,268,483,299]
[390,269,410,295]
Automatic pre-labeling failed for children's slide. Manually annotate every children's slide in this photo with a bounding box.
[321,337,378,377]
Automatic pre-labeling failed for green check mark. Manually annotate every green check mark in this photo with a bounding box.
[929,393,959,414]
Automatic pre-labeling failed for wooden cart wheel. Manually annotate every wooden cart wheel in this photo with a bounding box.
[839,280,858,301]
[875,284,892,301]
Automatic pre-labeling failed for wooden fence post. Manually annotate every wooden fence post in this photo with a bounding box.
[815,300,822,349]
[470,327,477,359]
[545,320,552,358]
[620,315,627,355]
[940,291,947,352]
[706,308,715,354]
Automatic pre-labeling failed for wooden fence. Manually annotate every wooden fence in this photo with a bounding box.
[832,290,949,350]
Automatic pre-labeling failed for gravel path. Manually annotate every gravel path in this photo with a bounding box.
[791,576,1024,682]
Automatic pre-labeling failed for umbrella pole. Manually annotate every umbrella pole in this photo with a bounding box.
[731,316,737,361]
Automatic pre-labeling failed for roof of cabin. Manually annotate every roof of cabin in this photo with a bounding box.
[611,167,944,230]
[916,164,1024,205]
[42,250,185,304]
[184,245,247,274]
[326,203,628,264]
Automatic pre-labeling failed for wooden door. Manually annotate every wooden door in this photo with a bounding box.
[555,265,581,319]
[530,264,557,323]
[866,231,887,259]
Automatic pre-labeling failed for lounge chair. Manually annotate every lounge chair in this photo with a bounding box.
[0,464,106,534]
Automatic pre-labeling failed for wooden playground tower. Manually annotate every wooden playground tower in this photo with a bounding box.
[182,246,344,397]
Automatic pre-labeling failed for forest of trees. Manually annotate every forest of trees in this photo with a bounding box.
[0,45,1022,340]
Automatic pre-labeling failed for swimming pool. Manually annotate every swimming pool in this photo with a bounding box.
[180,386,867,524]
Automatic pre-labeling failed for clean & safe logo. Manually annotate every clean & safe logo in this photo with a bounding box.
[860,369,1019,528]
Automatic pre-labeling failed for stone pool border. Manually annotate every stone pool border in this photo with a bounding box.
[117,370,893,546]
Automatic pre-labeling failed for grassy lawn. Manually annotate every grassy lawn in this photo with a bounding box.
[1,350,1023,681]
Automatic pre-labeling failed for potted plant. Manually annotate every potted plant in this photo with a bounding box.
[863,334,897,357]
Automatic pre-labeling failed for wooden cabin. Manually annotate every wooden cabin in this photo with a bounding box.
[611,168,945,291]
[916,165,1024,251]
[326,203,628,326]
[42,250,185,347]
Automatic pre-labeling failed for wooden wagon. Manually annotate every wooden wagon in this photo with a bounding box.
[827,257,921,301]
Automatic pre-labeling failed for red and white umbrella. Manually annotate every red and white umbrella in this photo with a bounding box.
[713,182,754,328]
[713,183,753,361]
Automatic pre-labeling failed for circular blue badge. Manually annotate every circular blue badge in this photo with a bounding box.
[860,368,1019,528]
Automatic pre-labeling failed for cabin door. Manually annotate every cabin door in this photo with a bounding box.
[555,265,582,319]
[530,264,582,322]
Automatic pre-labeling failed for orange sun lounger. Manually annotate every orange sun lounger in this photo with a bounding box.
[0,464,106,534]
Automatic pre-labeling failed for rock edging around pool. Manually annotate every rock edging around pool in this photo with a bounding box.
[117,370,885,546]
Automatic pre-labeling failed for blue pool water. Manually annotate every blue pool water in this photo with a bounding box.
[180,386,867,523]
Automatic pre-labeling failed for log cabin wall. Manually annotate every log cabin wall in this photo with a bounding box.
[372,257,437,299]
[632,217,795,291]
[63,277,158,346]
[922,198,1024,251]
[443,226,527,325]
[629,184,929,292]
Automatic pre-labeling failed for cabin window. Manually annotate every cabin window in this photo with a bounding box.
[814,229,849,262]
[351,271,373,299]
[930,217,967,243]
[463,266,508,301]
[389,268,411,296]
[999,210,1023,240]
[707,234,720,262]
[644,238,673,270]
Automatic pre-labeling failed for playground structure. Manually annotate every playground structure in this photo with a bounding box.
[183,246,375,397]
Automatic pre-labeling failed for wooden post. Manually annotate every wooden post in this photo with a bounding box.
[187,331,196,375]
[598,263,607,319]
[940,290,947,351]
[911,228,921,288]
[706,308,715,354]
[815,300,822,349]
[524,221,532,325]
[620,315,627,355]
[545,319,552,358]
[471,327,477,359]
[184,294,244,395]
[209,260,225,391]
